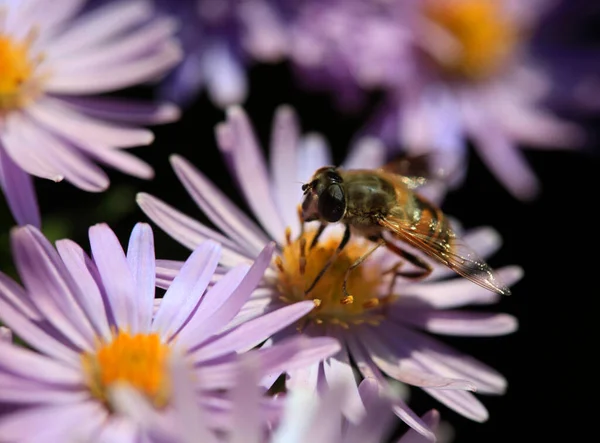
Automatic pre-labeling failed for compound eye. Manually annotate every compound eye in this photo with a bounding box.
[318,184,345,222]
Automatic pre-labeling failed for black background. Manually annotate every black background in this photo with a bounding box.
[2,58,598,441]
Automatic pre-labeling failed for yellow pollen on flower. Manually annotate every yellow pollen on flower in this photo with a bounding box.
[81,331,172,409]
[275,228,394,327]
[424,0,519,80]
[0,31,41,111]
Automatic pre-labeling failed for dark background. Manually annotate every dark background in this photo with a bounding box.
[2,61,598,442]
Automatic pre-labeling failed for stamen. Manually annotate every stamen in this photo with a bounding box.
[299,237,306,275]
[275,256,285,273]
[363,298,379,309]
[340,295,354,305]
[285,226,292,245]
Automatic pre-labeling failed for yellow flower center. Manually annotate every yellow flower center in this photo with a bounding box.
[0,32,41,111]
[81,332,171,409]
[424,0,519,80]
[275,227,394,329]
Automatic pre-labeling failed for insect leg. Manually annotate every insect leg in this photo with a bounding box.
[304,224,351,295]
[341,238,386,300]
[309,222,327,250]
[384,238,433,279]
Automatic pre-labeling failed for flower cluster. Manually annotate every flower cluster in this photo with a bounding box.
[0,0,591,442]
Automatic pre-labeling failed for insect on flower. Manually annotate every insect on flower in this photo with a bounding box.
[300,159,512,299]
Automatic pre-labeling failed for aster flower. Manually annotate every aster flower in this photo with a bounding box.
[137,105,521,440]
[0,0,183,227]
[108,355,441,443]
[242,0,589,200]
[0,222,339,441]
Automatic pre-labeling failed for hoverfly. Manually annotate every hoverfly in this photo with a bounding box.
[300,160,511,297]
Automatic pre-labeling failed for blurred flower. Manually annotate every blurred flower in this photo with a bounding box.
[137,105,521,440]
[107,355,441,443]
[0,0,182,226]
[0,222,339,441]
[243,0,589,200]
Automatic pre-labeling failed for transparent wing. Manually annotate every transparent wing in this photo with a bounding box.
[379,215,511,296]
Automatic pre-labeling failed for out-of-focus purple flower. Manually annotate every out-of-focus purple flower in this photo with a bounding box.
[243,0,590,200]
[109,355,441,443]
[137,105,521,440]
[0,222,339,442]
[0,0,182,227]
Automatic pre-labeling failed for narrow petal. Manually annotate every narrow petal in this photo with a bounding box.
[383,323,507,394]
[26,98,154,148]
[0,144,41,227]
[322,333,366,423]
[0,341,82,384]
[342,136,386,170]
[203,44,248,108]
[155,259,183,289]
[229,355,262,443]
[153,240,221,338]
[0,281,80,364]
[56,239,113,340]
[170,154,271,255]
[395,310,518,336]
[360,327,476,391]
[297,133,333,183]
[193,301,315,362]
[424,388,488,422]
[16,114,110,191]
[0,114,64,181]
[225,106,287,241]
[397,266,523,309]
[136,192,250,267]
[45,43,182,94]
[177,243,275,348]
[89,223,137,331]
[396,410,440,443]
[0,401,107,443]
[11,225,96,349]
[45,0,153,57]
[126,223,155,331]
[269,105,302,229]
[60,96,180,125]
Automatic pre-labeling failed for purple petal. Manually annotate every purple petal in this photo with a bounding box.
[193,301,315,363]
[27,98,154,148]
[383,323,507,394]
[269,105,302,229]
[0,401,107,443]
[342,136,386,170]
[395,310,518,336]
[136,192,250,267]
[0,276,80,364]
[89,223,138,331]
[0,144,41,227]
[153,240,221,338]
[59,96,180,125]
[397,266,523,309]
[203,44,248,108]
[45,0,153,57]
[229,356,262,443]
[55,239,113,340]
[345,334,436,441]
[0,341,82,384]
[177,243,275,348]
[397,410,440,443]
[360,327,477,391]
[126,223,156,331]
[424,388,488,422]
[225,106,287,241]
[170,154,271,255]
[155,259,183,289]
[322,333,366,423]
[0,114,64,180]
[11,225,96,349]
[46,43,182,94]
[17,113,110,191]
[297,133,333,184]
